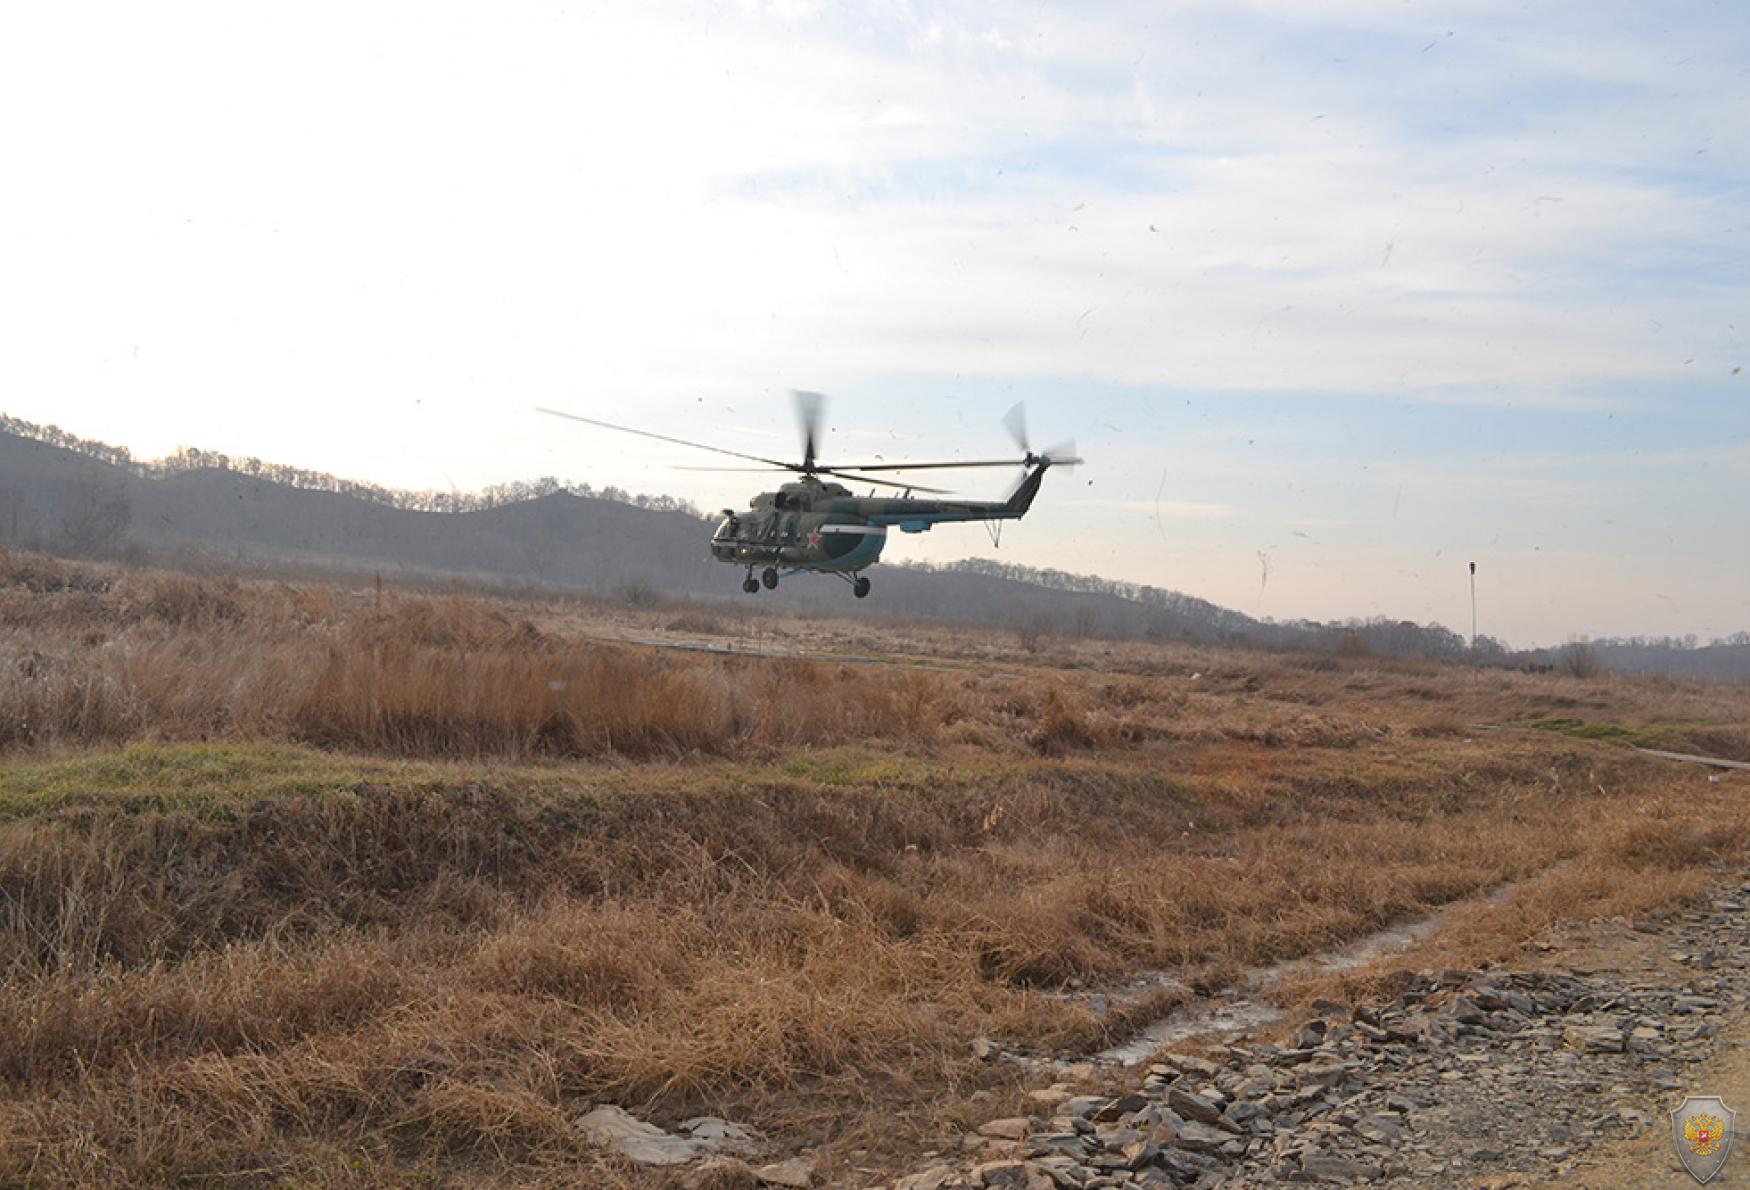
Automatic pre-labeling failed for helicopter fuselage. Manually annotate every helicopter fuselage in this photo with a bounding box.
[709,464,1050,574]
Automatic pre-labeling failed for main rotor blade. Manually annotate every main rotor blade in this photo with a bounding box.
[674,461,952,491]
[671,465,792,473]
[818,468,952,494]
[793,390,825,472]
[819,457,1031,472]
[535,407,797,470]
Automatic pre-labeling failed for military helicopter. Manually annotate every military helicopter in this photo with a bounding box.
[538,393,1079,598]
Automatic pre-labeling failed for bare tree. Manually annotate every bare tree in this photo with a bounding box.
[60,480,132,556]
[1559,639,1603,679]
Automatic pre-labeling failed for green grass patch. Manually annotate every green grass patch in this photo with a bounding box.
[0,743,668,819]
[1521,717,1734,755]
[0,742,1013,821]
[1523,717,1632,741]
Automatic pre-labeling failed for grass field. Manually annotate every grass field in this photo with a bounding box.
[2,550,1748,1185]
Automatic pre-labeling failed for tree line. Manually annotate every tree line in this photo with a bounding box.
[0,414,708,519]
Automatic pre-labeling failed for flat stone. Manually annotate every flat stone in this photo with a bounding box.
[1353,1114,1406,1145]
[893,1166,956,1190]
[979,1118,1035,1141]
[1026,1133,1086,1158]
[1157,1052,1223,1079]
[1029,1156,1087,1188]
[1297,1061,1350,1088]
[1226,1101,1268,1127]
[1122,1138,1161,1170]
[1451,998,1488,1026]
[1167,1088,1223,1124]
[1093,1093,1148,1123]
[755,1157,815,1187]
[1301,1153,1383,1182]
[1158,1148,1220,1179]
[1235,1075,1276,1098]
[1174,1120,1231,1154]
[1563,1024,1624,1054]
[971,1159,1034,1187]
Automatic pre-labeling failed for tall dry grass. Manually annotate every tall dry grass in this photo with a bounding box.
[0,554,961,761]
[7,551,1747,765]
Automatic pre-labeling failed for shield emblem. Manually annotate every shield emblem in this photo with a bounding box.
[1672,1096,1737,1184]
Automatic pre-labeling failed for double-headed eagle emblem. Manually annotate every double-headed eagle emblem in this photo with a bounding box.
[1673,1096,1736,1183]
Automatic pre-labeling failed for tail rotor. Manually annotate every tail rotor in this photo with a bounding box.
[1003,402,1080,468]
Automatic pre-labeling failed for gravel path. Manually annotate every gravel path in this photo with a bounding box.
[876,875,1750,1188]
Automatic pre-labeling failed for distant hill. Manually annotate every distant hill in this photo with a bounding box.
[3,418,1745,677]
[0,423,1260,638]
[0,428,722,593]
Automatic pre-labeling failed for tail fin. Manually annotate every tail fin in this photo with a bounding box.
[1004,463,1049,517]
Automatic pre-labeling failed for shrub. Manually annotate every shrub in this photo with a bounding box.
[1334,628,1369,658]
[1559,639,1603,679]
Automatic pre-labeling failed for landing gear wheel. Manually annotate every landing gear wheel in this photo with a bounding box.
[852,576,871,599]
[742,577,759,594]
[761,567,779,590]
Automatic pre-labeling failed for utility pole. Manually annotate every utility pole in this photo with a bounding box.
[1469,561,1477,648]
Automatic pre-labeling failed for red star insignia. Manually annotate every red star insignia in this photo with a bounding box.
[807,529,822,547]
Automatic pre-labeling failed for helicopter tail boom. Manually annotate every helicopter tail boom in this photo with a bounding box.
[1003,461,1049,517]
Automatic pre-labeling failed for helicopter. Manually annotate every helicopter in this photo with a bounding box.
[538,392,1080,598]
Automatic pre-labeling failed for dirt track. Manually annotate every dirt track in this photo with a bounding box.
[872,870,1750,1188]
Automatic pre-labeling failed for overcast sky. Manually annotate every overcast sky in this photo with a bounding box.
[3,1,1746,646]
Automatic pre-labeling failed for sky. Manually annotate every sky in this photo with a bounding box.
[2,1,1746,647]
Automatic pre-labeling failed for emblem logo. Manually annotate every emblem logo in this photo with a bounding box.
[1672,1096,1737,1184]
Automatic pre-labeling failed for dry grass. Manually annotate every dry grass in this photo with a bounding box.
[1,552,1748,1184]
[0,554,962,761]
